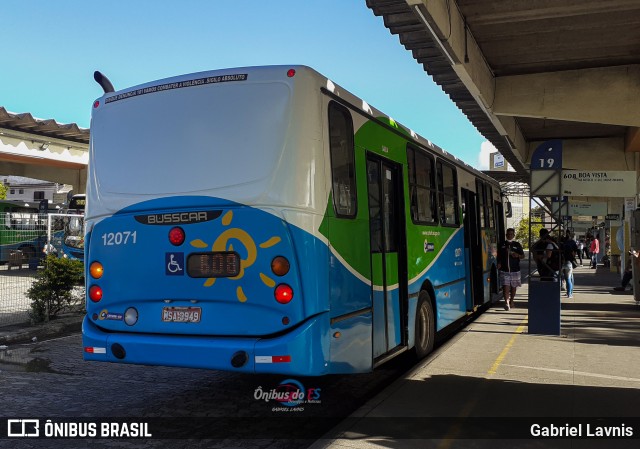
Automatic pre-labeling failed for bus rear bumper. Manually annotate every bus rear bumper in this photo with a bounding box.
[82,314,329,375]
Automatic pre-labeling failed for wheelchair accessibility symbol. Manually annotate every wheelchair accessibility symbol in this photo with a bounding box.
[165,253,184,275]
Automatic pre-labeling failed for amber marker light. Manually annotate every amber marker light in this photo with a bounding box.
[90,262,104,279]
[271,256,290,276]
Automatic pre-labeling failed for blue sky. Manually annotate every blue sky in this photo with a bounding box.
[0,0,491,168]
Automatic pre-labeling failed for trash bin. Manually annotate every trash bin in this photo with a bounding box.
[528,276,561,335]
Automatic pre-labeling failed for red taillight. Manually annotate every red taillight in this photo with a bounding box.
[169,227,185,246]
[274,284,293,304]
[89,285,103,302]
[287,69,296,78]
[93,100,100,108]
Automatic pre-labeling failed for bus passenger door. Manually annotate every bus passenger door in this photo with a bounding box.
[367,155,407,362]
[461,188,484,309]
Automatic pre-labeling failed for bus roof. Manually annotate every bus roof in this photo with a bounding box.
[94,64,499,187]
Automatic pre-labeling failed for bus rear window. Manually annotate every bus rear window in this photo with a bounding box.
[92,82,292,195]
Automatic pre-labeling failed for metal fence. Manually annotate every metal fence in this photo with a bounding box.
[0,213,84,327]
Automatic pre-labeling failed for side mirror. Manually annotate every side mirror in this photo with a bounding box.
[505,201,513,218]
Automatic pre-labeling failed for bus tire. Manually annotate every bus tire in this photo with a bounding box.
[18,245,35,264]
[415,292,435,360]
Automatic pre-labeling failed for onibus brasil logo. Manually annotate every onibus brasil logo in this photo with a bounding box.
[254,379,321,412]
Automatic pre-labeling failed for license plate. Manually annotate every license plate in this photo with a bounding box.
[162,307,201,323]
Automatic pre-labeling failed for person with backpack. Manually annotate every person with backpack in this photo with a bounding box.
[532,229,560,278]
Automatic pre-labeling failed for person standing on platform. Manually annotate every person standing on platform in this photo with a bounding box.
[532,228,560,278]
[576,239,584,266]
[497,228,525,311]
[590,234,600,269]
[561,231,579,298]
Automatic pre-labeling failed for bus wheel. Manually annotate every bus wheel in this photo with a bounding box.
[18,246,35,264]
[415,292,435,359]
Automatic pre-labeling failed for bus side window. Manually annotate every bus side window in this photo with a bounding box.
[437,161,459,226]
[476,179,486,227]
[407,146,436,224]
[486,185,495,228]
[328,101,356,218]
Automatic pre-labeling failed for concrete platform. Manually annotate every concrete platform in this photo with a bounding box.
[311,265,640,448]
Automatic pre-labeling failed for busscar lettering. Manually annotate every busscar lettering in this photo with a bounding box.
[147,212,208,224]
[135,210,220,225]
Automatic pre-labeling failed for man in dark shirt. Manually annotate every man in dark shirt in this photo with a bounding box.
[497,228,525,311]
[532,228,560,278]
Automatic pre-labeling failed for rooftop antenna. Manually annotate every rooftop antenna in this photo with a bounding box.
[94,71,115,93]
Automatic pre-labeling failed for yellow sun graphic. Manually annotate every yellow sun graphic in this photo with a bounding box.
[190,210,281,302]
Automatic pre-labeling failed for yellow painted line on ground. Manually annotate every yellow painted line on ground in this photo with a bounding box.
[437,315,528,449]
[487,316,528,376]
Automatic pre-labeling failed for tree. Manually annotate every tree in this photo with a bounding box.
[27,255,84,323]
[514,215,543,249]
[0,182,7,199]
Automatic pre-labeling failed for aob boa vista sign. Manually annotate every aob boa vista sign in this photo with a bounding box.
[562,170,636,197]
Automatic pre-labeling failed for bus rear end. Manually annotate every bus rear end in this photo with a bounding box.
[82,66,330,375]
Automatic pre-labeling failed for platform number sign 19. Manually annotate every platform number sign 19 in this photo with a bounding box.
[539,155,555,169]
[531,139,562,170]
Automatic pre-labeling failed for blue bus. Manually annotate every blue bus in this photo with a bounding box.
[83,66,505,375]
[59,194,85,261]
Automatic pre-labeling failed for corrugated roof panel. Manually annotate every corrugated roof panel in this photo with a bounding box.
[0,107,89,145]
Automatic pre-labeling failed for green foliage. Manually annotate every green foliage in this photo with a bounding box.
[27,255,84,323]
[514,215,543,249]
[0,182,7,200]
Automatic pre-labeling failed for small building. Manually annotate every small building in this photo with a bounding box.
[1,175,72,204]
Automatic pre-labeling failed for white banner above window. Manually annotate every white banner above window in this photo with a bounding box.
[562,171,636,197]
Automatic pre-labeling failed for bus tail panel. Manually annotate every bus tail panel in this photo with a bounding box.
[85,196,313,338]
[82,312,330,375]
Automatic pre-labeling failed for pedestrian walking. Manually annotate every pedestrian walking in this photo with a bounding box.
[576,239,584,265]
[561,231,579,298]
[497,228,525,311]
[590,234,600,268]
